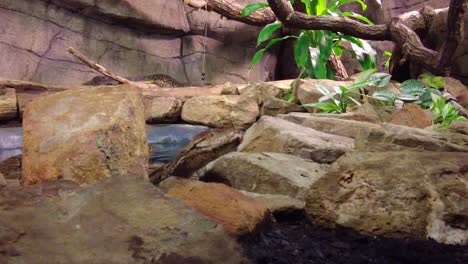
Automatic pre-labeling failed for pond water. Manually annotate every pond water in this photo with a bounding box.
[0,125,208,163]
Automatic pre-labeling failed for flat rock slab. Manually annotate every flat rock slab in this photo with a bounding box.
[0,177,247,263]
[0,88,17,121]
[305,151,468,245]
[198,152,329,199]
[238,116,353,163]
[22,86,148,185]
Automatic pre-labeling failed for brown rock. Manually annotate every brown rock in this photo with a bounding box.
[0,172,5,187]
[144,96,182,123]
[0,88,17,121]
[389,104,433,128]
[22,86,148,185]
[240,191,305,215]
[160,177,270,237]
[0,176,247,263]
[181,95,259,129]
[0,155,21,180]
[238,116,354,163]
[305,151,468,245]
[444,77,467,99]
[261,97,306,116]
[238,82,283,105]
[221,82,240,95]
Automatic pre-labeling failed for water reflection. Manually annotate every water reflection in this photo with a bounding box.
[0,127,22,162]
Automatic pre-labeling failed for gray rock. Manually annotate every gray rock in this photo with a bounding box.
[238,116,354,163]
[0,88,17,121]
[261,97,306,116]
[198,152,329,199]
[0,176,247,263]
[305,151,468,245]
[241,191,306,215]
[144,96,183,123]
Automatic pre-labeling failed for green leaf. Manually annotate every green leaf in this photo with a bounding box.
[400,79,426,96]
[249,49,266,71]
[372,90,398,104]
[419,73,445,89]
[342,12,374,25]
[241,3,269,17]
[257,21,282,46]
[369,72,392,87]
[303,102,340,113]
[355,69,376,84]
[295,32,311,67]
[301,0,313,14]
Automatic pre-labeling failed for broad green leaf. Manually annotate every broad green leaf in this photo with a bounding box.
[369,72,392,87]
[315,0,328,15]
[295,32,311,67]
[301,0,312,15]
[303,102,341,113]
[241,3,269,17]
[249,36,294,70]
[342,12,374,25]
[400,79,426,96]
[257,21,282,46]
[333,46,343,56]
[355,69,376,85]
[372,90,398,103]
[419,73,445,89]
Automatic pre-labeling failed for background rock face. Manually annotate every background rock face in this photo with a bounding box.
[22,86,148,185]
[0,0,275,85]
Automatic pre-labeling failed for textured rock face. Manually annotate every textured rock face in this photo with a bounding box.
[182,95,259,129]
[160,177,270,237]
[0,0,276,85]
[0,177,247,263]
[238,116,354,163]
[22,86,148,185]
[305,151,468,245]
[389,104,433,128]
[0,88,17,121]
[144,96,182,123]
[198,152,329,199]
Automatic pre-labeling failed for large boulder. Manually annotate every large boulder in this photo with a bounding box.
[389,104,433,128]
[0,0,276,85]
[0,177,247,263]
[0,88,17,121]
[198,152,329,199]
[181,95,259,129]
[22,86,148,185]
[160,177,270,237]
[238,116,354,163]
[305,151,468,245]
[144,96,182,123]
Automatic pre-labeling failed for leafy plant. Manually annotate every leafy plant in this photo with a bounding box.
[382,51,392,69]
[430,94,466,127]
[303,69,392,113]
[243,0,377,79]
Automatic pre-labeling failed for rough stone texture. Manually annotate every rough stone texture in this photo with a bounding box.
[0,172,5,187]
[22,86,148,185]
[0,88,17,121]
[198,152,329,199]
[305,151,468,245]
[238,116,354,163]
[159,177,270,237]
[0,0,276,86]
[355,123,468,152]
[238,82,283,105]
[0,176,247,263]
[444,77,468,107]
[0,155,21,180]
[389,104,433,128]
[447,120,468,135]
[144,96,182,123]
[240,191,305,215]
[261,97,306,116]
[181,95,259,129]
[279,113,382,139]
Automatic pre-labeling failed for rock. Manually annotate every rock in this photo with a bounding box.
[296,79,353,105]
[150,129,242,184]
[389,104,433,128]
[0,88,17,121]
[355,123,468,152]
[240,191,305,216]
[305,151,468,245]
[444,77,467,99]
[144,96,183,123]
[349,103,382,123]
[238,82,283,105]
[159,177,270,237]
[447,120,468,135]
[0,155,21,180]
[0,176,247,263]
[181,95,259,129]
[198,152,329,199]
[0,0,276,86]
[238,116,354,163]
[260,97,306,116]
[278,113,382,139]
[22,86,148,185]
[221,82,240,95]
[0,172,5,187]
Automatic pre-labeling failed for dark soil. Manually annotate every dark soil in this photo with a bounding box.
[240,214,468,264]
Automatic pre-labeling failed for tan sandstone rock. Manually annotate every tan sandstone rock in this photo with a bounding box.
[238,116,354,163]
[160,177,270,237]
[181,95,259,129]
[305,151,468,245]
[22,86,148,185]
[198,152,329,199]
[389,104,433,128]
[144,96,182,123]
[0,88,17,121]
